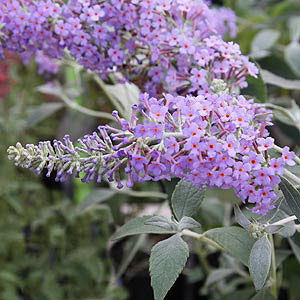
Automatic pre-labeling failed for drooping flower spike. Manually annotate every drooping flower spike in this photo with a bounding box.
[8,88,294,215]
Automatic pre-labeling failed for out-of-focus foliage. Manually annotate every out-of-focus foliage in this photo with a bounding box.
[2,1,300,300]
[231,0,300,148]
[0,58,128,300]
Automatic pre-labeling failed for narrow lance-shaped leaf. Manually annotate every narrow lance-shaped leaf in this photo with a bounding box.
[171,179,205,220]
[99,81,140,120]
[275,250,292,268]
[150,234,189,300]
[250,288,275,300]
[251,29,280,58]
[205,268,236,287]
[27,103,64,128]
[78,188,116,211]
[258,196,284,224]
[111,216,177,241]
[284,43,300,78]
[273,210,296,238]
[249,235,272,291]
[116,234,146,278]
[288,238,300,264]
[288,16,300,42]
[234,205,251,230]
[279,176,300,221]
[261,69,300,90]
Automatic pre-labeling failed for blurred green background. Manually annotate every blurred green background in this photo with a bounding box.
[1,0,300,299]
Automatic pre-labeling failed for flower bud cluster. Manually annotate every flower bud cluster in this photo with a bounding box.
[8,91,296,214]
[0,0,256,94]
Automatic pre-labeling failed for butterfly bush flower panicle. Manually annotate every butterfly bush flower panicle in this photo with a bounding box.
[8,90,296,215]
[0,0,256,93]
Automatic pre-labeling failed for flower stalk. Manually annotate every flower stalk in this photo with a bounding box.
[269,234,278,299]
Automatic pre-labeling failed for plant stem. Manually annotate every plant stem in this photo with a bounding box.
[269,234,278,299]
[195,242,211,274]
[273,144,300,165]
[264,103,296,123]
[182,229,224,250]
[163,132,184,138]
[284,169,300,185]
[271,215,297,226]
[60,93,115,121]
[264,103,300,133]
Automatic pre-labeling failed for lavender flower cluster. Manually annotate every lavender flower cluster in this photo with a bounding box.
[7,85,296,214]
[4,1,296,215]
[0,0,257,95]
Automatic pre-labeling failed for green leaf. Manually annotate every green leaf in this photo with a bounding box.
[251,29,280,59]
[286,165,300,176]
[249,235,272,291]
[0,271,21,285]
[99,81,140,120]
[279,176,300,221]
[285,43,300,78]
[264,224,282,234]
[268,101,300,130]
[270,1,300,17]
[242,71,267,102]
[250,288,275,300]
[205,268,236,287]
[178,216,201,231]
[261,69,300,90]
[145,216,178,231]
[149,234,189,300]
[273,210,296,238]
[27,102,64,127]
[258,196,284,224]
[288,238,300,264]
[223,289,255,300]
[111,216,177,241]
[259,55,298,79]
[275,250,291,268]
[288,16,300,43]
[205,227,255,266]
[186,267,204,284]
[171,179,205,220]
[116,235,146,278]
[78,188,116,211]
[234,205,251,230]
[279,196,294,216]
[36,81,63,97]
[265,209,296,238]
